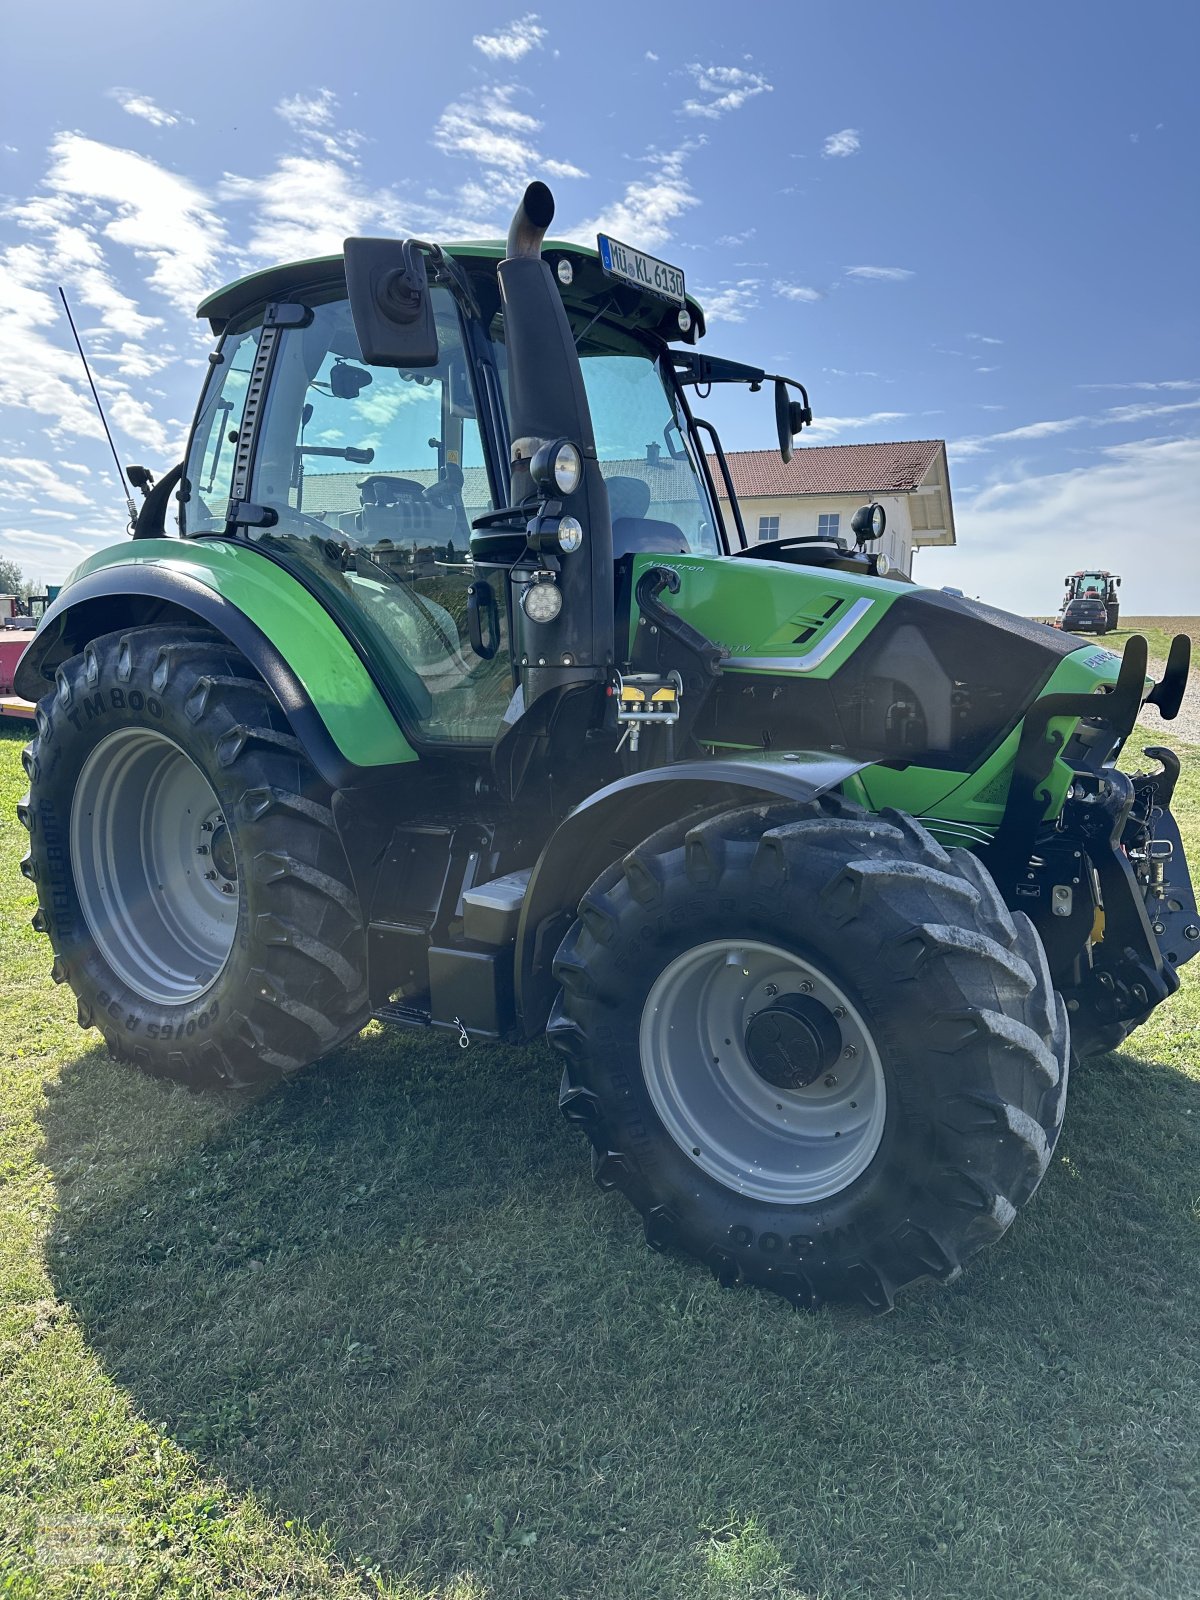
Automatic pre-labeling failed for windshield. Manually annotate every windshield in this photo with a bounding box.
[488,316,723,556]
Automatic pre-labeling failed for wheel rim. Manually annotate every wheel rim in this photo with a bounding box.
[70,727,239,1005]
[640,939,887,1204]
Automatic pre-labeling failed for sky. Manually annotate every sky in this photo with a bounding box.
[1,0,1197,612]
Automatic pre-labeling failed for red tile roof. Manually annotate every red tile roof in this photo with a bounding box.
[709,440,944,499]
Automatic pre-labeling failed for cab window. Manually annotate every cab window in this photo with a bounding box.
[248,290,513,746]
[181,321,261,533]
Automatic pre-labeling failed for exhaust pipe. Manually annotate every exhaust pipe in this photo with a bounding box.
[506,181,555,261]
[491,179,614,764]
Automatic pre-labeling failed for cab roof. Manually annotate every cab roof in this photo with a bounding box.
[197,238,706,345]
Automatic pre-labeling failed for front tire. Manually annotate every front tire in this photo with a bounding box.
[19,627,368,1088]
[550,799,1069,1311]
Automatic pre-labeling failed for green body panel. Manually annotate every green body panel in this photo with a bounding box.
[629,552,905,674]
[635,553,1131,839]
[57,540,417,768]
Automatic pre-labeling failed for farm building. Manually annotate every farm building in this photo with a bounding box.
[711,439,957,575]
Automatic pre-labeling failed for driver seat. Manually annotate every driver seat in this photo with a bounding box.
[606,474,690,559]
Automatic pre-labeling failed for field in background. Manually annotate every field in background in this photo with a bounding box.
[1034,615,1199,662]
[2,715,1200,1596]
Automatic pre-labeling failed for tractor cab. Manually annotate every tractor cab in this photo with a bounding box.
[179,195,740,764]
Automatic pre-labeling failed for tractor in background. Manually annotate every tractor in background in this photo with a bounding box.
[1060,570,1121,632]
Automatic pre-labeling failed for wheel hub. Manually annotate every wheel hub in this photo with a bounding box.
[744,993,841,1090]
[640,939,887,1204]
[70,727,239,1005]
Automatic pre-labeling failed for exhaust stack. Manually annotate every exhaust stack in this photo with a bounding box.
[491,182,615,792]
[506,180,555,261]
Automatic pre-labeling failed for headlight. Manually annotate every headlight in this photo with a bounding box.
[557,515,583,553]
[531,437,583,496]
[520,578,563,623]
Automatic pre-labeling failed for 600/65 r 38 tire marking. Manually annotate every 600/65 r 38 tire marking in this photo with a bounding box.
[550,796,1070,1312]
[19,626,368,1088]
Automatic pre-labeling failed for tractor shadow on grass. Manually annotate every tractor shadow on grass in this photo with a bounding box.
[41,1024,1200,1599]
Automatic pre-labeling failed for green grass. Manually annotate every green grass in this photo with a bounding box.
[2,720,1199,1599]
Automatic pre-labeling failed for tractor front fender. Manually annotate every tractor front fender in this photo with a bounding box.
[14,539,417,788]
[516,751,868,1036]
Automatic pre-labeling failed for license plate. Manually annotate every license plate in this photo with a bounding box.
[597,234,686,304]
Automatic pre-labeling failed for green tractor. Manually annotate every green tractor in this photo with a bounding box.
[17,183,1196,1311]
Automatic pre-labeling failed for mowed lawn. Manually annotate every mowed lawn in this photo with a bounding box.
[2,711,1199,1599]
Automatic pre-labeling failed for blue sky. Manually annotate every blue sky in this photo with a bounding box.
[1,0,1197,611]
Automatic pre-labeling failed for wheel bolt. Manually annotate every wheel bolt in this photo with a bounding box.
[204,871,216,880]
[843,1045,857,1059]
[832,1006,846,1019]
[221,883,235,895]
[764,983,779,996]
[799,980,814,993]
[824,1074,838,1087]
[196,844,209,855]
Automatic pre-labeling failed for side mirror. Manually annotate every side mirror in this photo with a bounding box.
[851,501,887,545]
[774,378,810,463]
[344,237,439,368]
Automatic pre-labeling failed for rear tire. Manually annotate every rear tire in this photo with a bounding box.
[550,798,1069,1311]
[19,627,368,1088]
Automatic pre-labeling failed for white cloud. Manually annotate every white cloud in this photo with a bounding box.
[921,435,1200,613]
[822,128,860,158]
[222,155,384,261]
[951,416,1085,458]
[967,332,1003,345]
[1104,397,1200,424]
[433,85,585,200]
[276,88,365,163]
[570,146,698,250]
[0,523,121,584]
[472,14,547,62]
[804,411,909,441]
[846,264,914,282]
[699,279,760,323]
[774,281,824,303]
[952,398,1200,459]
[681,63,772,120]
[42,133,226,316]
[1080,378,1199,392]
[645,50,659,62]
[111,89,184,128]
[0,457,96,505]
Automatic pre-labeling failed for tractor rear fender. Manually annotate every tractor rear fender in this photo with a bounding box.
[516,751,869,1036]
[13,544,418,788]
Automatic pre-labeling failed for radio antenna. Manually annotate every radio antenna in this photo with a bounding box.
[58,287,138,527]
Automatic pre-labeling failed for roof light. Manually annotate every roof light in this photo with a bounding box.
[677,307,692,334]
[556,258,574,287]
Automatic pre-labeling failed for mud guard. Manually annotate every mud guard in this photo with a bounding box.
[516,751,868,1036]
[13,554,416,788]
